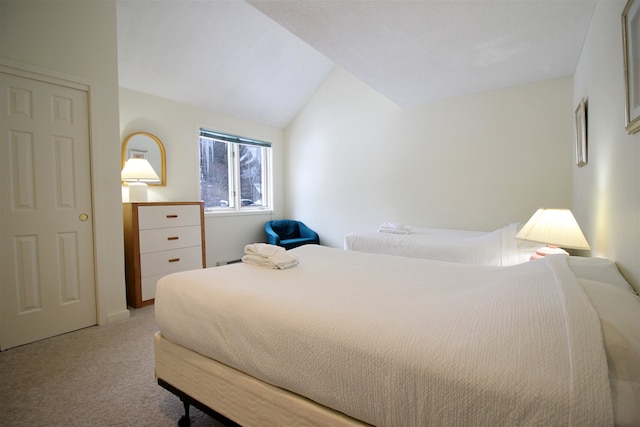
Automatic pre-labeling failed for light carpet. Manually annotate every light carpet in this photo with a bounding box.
[0,305,225,427]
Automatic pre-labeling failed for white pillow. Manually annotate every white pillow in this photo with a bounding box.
[579,278,640,425]
[568,256,635,293]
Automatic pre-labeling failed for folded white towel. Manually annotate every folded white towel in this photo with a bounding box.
[245,243,284,257]
[268,250,299,269]
[242,243,299,269]
[379,222,413,234]
[241,253,299,269]
[242,254,276,269]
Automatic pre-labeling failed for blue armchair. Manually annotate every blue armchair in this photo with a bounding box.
[265,220,319,250]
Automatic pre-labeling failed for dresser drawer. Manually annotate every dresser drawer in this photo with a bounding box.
[141,273,168,301]
[140,246,203,277]
[139,225,202,254]
[138,204,201,230]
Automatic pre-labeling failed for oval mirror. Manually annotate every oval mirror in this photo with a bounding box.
[121,132,166,186]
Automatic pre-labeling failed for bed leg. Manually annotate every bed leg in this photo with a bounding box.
[158,378,240,427]
[178,399,191,427]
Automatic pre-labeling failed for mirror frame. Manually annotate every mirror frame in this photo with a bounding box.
[121,132,166,186]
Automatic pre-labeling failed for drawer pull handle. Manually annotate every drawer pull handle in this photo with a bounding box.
[167,236,179,241]
[166,214,178,218]
[168,258,180,263]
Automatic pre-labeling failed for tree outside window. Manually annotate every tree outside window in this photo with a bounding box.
[199,129,271,212]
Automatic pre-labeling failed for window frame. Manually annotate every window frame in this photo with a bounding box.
[199,128,273,215]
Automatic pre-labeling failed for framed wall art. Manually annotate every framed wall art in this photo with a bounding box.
[622,0,640,134]
[575,98,587,167]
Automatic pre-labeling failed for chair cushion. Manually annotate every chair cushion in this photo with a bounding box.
[271,220,300,240]
[281,237,316,250]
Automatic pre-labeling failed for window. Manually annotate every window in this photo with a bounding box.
[199,128,272,213]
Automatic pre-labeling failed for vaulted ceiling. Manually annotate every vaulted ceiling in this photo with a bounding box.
[117,0,597,129]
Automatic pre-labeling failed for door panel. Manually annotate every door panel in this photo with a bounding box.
[0,71,96,350]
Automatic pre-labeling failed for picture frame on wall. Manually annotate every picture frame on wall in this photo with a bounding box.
[128,149,148,160]
[622,0,640,134]
[575,98,587,167]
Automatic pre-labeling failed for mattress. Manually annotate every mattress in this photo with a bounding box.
[154,245,632,426]
[344,223,538,265]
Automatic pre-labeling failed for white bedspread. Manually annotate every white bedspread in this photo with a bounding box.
[155,245,613,427]
[344,223,537,266]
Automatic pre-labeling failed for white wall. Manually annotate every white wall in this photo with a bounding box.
[119,88,285,266]
[573,1,640,290]
[0,0,128,324]
[285,68,575,249]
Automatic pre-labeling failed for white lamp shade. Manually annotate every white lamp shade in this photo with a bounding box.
[515,208,590,250]
[121,158,160,182]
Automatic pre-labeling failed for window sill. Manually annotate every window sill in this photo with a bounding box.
[204,208,273,218]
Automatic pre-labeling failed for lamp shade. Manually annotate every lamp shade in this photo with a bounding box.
[515,208,590,250]
[121,158,160,182]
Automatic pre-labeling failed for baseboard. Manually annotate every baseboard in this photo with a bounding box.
[106,309,130,324]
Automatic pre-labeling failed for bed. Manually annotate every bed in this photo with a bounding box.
[344,223,540,266]
[154,245,640,427]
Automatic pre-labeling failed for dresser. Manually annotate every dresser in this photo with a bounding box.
[123,202,206,308]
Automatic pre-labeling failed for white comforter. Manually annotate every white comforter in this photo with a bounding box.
[344,223,537,266]
[155,245,613,426]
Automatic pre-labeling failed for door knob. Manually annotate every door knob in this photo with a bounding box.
[79,213,89,221]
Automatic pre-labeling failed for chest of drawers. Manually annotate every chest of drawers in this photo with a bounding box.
[123,202,206,308]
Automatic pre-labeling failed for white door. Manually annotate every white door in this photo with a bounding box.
[0,71,96,350]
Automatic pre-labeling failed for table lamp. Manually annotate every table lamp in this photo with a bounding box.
[515,208,590,259]
[121,158,160,202]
